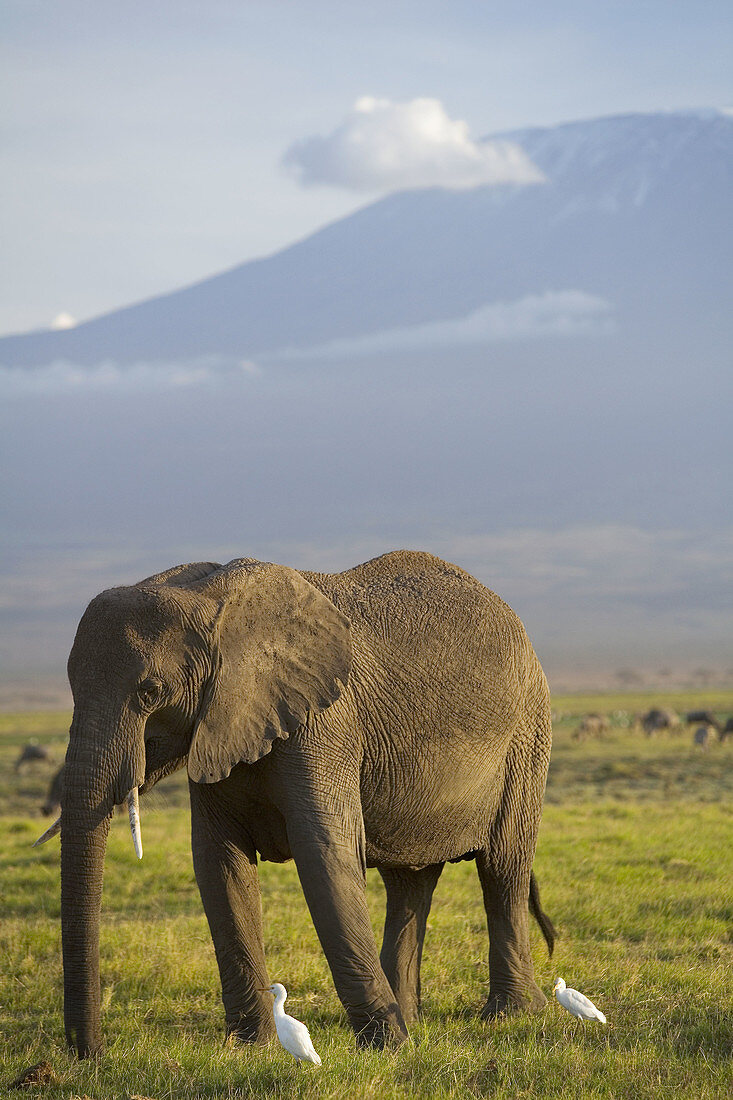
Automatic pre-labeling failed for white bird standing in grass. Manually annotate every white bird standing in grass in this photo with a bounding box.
[265,983,322,1065]
[554,978,607,1023]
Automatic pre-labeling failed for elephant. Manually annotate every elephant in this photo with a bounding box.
[50,550,554,1058]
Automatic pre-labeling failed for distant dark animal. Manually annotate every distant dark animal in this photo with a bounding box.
[41,764,65,816]
[14,743,52,772]
[685,710,721,733]
[572,714,610,742]
[720,718,733,744]
[693,726,712,751]
[640,708,679,737]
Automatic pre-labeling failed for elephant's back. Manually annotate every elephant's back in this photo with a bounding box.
[307,549,487,595]
[303,550,535,675]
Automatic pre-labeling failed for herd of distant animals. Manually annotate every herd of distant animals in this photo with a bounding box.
[571,707,733,749]
[18,706,731,820]
[15,704,731,822]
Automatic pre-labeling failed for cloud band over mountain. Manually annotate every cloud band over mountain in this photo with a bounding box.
[0,356,261,396]
[273,290,614,360]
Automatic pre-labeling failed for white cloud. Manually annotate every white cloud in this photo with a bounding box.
[0,356,262,396]
[51,311,77,330]
[272,291,614,360]
[283,96,544,192]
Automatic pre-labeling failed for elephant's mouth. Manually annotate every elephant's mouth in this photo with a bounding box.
[139,750,189,795]
[35,718,190,859]
[139,714,192,794]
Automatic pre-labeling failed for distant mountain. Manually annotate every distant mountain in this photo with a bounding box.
[2,109,731,368]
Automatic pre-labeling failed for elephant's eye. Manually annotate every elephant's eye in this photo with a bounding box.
[137,678,163,709]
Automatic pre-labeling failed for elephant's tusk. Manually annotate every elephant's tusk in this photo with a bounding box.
[127,787,143,859]
[33,816,61,847]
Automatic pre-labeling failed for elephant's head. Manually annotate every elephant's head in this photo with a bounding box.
[56,558,351,1056]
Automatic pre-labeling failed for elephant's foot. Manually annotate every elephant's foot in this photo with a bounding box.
[481,982,547,1019]
[353,1005,409,1050]
[395,995,420,1029]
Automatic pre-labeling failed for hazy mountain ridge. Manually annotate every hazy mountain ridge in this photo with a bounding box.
[2,109,731,367]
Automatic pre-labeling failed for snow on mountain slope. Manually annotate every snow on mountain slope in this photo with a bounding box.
[503,110,732,211]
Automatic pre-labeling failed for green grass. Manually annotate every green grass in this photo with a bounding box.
[1,694,732,1098]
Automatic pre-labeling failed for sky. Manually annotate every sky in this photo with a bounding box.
[1,2,731,696]
[2,0,732,336]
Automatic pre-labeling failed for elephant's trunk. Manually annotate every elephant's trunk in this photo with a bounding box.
[60,717,118,1057]
[61,808,111,1056]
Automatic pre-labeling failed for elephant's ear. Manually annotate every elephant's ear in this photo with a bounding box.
[187,559,351,783]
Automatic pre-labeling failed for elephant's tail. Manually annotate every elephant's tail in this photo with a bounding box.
[529,871,556,957]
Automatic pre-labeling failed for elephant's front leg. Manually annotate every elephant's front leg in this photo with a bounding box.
[379,864,444,1025]
[285,808,408,1048]
[189,781,275,1044]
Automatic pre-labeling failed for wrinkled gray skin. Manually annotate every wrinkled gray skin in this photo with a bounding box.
[60,551,553,1057]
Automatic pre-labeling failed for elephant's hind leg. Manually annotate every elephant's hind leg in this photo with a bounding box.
[378,863,444,1025]
[476,848,546,1018]
[475,722,550,1018]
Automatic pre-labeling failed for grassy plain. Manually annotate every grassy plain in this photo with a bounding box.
[1,694,731,1099]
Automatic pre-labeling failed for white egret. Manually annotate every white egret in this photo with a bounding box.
[264,983,322,1065]
[553,977,607,1023]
